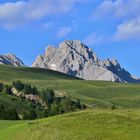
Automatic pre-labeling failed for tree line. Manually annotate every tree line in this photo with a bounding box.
[0,81,86,120]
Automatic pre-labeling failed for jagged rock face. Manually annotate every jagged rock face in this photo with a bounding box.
[0,54,25,67]
[32,40,139,83]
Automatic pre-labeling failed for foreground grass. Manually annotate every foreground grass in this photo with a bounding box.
[0,120,26,140]
[1,109,140,140]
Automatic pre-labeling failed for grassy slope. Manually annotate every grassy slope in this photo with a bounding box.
[1,65,140,139]
[1,109,140,140]
[0,120,25,140]
[0,65,140,108]
[0,94,32,112]
[0,65,79,111]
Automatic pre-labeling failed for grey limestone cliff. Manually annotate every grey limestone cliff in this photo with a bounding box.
[32,40,139,83]
[0,54,25,67]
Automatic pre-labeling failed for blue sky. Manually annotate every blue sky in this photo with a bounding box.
[0,0,140,77]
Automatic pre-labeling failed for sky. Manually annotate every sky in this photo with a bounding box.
[0,0,140,77]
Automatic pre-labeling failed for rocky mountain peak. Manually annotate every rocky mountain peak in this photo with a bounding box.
[110,59,120,67]
[0,54,25,67]
[59,40,91,55]
[60,40,83,49]
[45,45,56,57]
[103,58,118,66]
[50,40,99,63]
[32,40,140,83]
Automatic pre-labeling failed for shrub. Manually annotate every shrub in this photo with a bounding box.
[22,111,30,120]
[23,84,32,94]
[40,89,55,107]
[13,80,24,91]
[110,105,116,110]
[0,83,3,92]
[22,109,37,120]
[0,104,4,112]
[77,99,82,109]
[3,85,12,95]
[61,96,71,113]
[4,108,19,120]
[28,109,37,120]
[32,87,39,95]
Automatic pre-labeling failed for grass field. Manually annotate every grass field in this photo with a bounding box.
[1,109,140,140]
[0,65,140,108]
[1,65,140,139]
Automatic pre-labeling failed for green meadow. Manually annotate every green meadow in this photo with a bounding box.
[0,65,140,108]
[1,65,140,140]
[1,109,140,140]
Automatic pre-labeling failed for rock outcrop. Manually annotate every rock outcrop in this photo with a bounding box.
[0,54,25,67]
[32,40,140,83]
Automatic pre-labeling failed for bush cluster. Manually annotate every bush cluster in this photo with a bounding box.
[0,83,12,95]
[0,81,86,120]
[0,104,19,120]
[40,89,85,116]
[12,81,39,95]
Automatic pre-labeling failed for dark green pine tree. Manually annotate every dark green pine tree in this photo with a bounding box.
[32,87,39,95]
[3,85,12,95]
[13,80,24,91]
[28,109,37,120]
[0,104,4,112]
[23,84,32,94]
[0,83,3,92]
[7,108,19,120]
[77,99,82,109]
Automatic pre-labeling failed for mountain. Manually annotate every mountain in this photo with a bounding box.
[32,40,139,83]
[0,54,25,67]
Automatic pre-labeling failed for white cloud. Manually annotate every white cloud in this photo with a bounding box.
[83,32,106,46]
[0,1,26,29]
[114,17,140,41]
[0,0,86,29]
[93,0,140,41]
[57,26,72,38]
[93,0,140,20]
[42,21,54,30]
